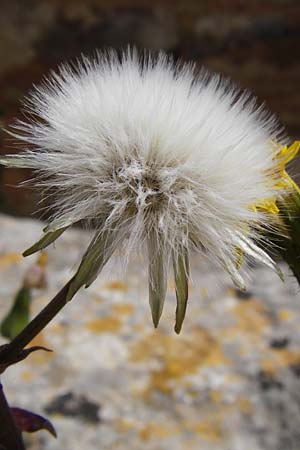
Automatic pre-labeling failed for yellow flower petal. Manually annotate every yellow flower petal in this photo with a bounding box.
[253,199,279,214]
[266,140,300,198]
[276,141,300,165]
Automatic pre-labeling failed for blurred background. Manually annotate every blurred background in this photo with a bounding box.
[1,2,300,450]
[0,0,300,216]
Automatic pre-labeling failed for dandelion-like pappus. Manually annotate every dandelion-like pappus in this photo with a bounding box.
[2,49,298,332]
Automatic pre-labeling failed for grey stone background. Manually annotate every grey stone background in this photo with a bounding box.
[1,214,300,450]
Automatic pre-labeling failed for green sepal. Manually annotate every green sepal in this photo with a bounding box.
[173,248,189,334]
[43,217,76,233]
[66,227,118,302]
[23,228,68,257]
[148,232,167,328]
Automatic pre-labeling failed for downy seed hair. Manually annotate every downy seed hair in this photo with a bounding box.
[1,49,287,332]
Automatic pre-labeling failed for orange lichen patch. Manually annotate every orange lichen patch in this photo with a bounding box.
[115,418,136,433]
[0,252,21,267]
[29,331,47,347]
[111,303,134,316]
[278,309,293,322]
[225,373,243,384]
[37,251,48,267]
[90,293,104,303]
[190,398,251,441]
[20,370,34,382]
[28,332,53,364]
[104,280,129,291]
[131,328,228,395]
[226,287,236,296]
[235,396,252,415]
[237,346,249,357]
[50,322,67,334]
[139,422,180,441]
[210,389,223,404]
[187,397,251,441]
[233,300,270,335]
[85,316,122,333]
[191,414,223,442]
[261,349,300,375]
[133,323,145,333]
[30,295,48,311]
[221,299,270,341]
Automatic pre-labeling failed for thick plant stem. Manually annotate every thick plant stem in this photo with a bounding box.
[0,277,78,450]
[0,382,26,450]
[0,278,73,365]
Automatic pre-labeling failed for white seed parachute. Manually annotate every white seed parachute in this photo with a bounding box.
[1,49,287,332]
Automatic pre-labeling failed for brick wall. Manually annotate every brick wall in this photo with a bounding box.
[1,0,299,215]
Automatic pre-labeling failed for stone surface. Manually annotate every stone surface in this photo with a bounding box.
[1,213,300,449]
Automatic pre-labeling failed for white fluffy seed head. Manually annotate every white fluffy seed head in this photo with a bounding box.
[4,48,286,296]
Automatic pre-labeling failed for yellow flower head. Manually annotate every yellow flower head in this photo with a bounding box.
[274,140,300,193]
[252,141,300,215]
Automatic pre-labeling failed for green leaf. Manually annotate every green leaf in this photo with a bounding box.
[173,248,189,334]
[66,227,119,302]
[148,232,167,328]
[23,228,68,257]
[0,288,31,340]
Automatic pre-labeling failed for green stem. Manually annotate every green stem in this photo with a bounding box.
[0,278,73,364]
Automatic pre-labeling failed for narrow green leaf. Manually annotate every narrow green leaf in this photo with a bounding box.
[0,288,31,340]
[173,248,189,334]
[23,228,68,257]
[66,227,118,302]
[148,232,167,328]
